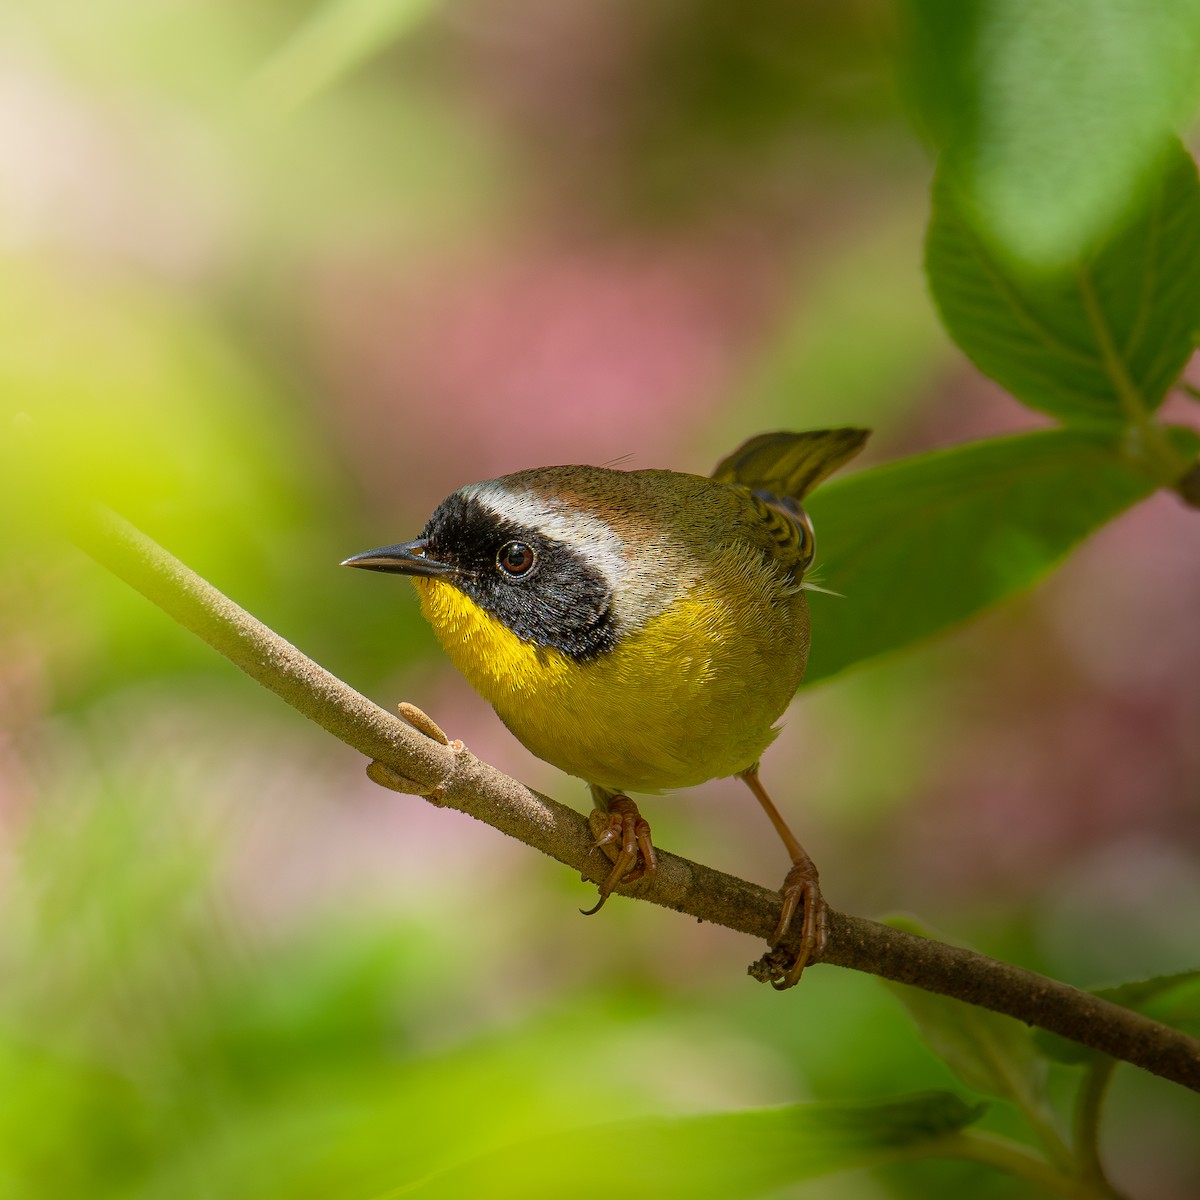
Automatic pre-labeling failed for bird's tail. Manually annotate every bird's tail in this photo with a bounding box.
[710,428,869,500]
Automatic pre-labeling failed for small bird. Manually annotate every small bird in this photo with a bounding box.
[343,429,868,988]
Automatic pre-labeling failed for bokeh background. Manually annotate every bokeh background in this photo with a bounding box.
[2,2,1198,1196]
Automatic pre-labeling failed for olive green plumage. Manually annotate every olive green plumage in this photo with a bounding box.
[344,428,868,794]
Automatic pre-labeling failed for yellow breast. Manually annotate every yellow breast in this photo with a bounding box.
[411,546,809,794]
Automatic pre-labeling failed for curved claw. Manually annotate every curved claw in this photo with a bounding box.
[583,796,657,914]
[770,861,828,990]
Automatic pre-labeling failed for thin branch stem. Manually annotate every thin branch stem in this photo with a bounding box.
[935,1131,1077,1197]
[70,504,1200,1094]
[939,1129,1131,1200]
[1018,1092,1075,1176]
[1074,1057,1122,1198]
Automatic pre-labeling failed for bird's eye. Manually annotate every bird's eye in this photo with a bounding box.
[497,541,536,577]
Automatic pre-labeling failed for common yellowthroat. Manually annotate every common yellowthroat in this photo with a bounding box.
[344,429,867,988]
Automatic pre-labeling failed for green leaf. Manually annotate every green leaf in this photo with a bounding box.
[926,139,1200,424]
[392,1092,985,1200]
[802,426,1199,685]
[882,918,1049,1109]
[903,0,1200,265]
[897,0,983,151]
[1032,1031,1098,1067]
[1094,969,1200,1034]
[886,985,1047,1109]
[1096,969,1197,1009]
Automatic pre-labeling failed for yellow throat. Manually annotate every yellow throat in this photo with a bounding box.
[411,542,809,796]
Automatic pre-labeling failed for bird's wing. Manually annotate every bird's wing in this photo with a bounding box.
[710,428,869,500]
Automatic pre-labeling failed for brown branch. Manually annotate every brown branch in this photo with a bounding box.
[72,504,1200,1093]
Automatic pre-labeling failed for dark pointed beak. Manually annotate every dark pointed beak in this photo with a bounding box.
[340,539,459,578]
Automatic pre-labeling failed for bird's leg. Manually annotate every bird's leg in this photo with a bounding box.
[582,788,658,916]
[739,765,827,990]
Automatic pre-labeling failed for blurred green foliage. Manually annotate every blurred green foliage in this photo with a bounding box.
[3,1,1200,1197]
[804,426,1200,683]
[902,0,1200,265]
[927,140,1200,426]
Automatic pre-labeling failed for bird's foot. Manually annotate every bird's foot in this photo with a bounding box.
[767,857,828,990]
[582,796,657,915]
[737,766,827,990]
